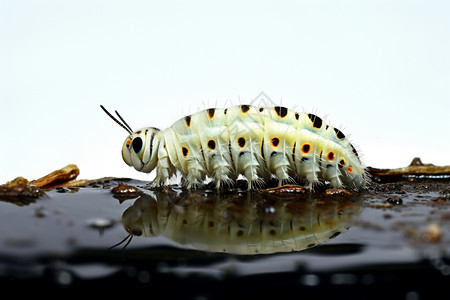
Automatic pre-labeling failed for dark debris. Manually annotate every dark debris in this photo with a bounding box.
[0,184,45,206]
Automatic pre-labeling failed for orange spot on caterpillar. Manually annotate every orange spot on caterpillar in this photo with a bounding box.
[271,137,280,147]
[301,144,311,154]
[238,137,246,148]
[207,139,216,150]
[182,147,189,157]
[347,167,353,173]
[327,151,335,161]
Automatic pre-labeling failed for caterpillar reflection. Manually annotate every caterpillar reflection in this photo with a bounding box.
[120,191,362,254]
[101,104,366,190]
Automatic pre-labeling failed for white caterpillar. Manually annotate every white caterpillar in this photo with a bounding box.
[101,104,366,190]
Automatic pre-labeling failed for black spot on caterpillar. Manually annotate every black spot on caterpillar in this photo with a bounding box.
[274,106,288,118]
[307,113,323,129]
[241,104,250,113]
[334,127,345,139]
[207,108,215,119]
[185,115,191,127]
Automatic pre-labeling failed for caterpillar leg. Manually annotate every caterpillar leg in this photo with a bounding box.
[296,155,321,189]
[270,153,293,187]
[341,168,365,190]
[237,151,265,190]
[214,168,234,190]
[327,174,343,189]
[323,164,343,189]
[329,176,343,189]
[274,165,294,187]
[205,154,234,190]
[150,169,167,188]
[244,165,266,190]
[186,159,207,189]
[150,148,173,188]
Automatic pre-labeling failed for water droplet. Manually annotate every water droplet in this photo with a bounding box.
[87,218,113,229]
[330,273,357,285]
[56,187,72,193]
[361,274,375,285]
[55,270,73,286]
[300,274,320,286]
[263,205,276,215]
[405,291,420,300]
[137,270,151,283]
[386,197,403,205]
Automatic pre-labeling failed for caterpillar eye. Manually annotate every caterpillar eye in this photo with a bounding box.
[132,137,143,153]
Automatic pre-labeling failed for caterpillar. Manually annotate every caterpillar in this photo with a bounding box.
[120,191,362,254]
[100,104,366,190]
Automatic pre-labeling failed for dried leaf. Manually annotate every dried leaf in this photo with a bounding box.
[30,164,80,189]
[6,177,29,186]
[368,157,450,182]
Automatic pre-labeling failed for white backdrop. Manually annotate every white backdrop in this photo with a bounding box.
[1,0,449,182]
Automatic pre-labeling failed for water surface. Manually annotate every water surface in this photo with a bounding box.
[0,179,449,298]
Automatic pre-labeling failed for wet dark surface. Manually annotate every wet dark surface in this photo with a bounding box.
[1,178,449,298]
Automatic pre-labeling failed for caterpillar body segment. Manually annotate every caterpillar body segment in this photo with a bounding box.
[103,104,366,190]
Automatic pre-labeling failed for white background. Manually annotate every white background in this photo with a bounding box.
[1,0,449,182]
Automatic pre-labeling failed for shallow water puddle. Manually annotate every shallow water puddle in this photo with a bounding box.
[0,178,449,298]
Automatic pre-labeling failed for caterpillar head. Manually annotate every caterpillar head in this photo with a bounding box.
[122,127,161,172]
[100,105,161,173]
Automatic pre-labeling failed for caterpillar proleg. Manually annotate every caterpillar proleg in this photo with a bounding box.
[101,103,366,190]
